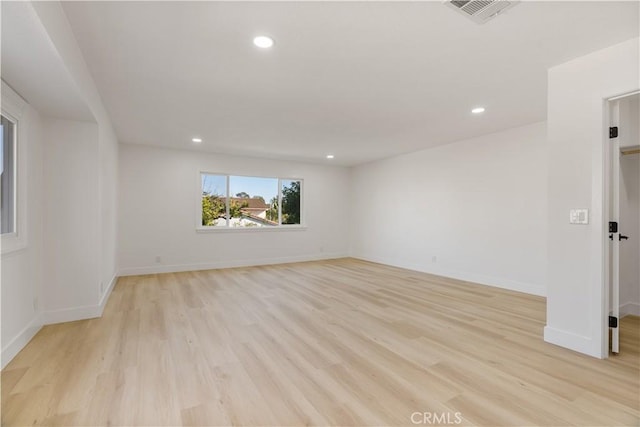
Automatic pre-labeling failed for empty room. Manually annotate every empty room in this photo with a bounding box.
[1,1,639,426]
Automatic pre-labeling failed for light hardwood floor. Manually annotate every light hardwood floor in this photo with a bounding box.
[2,258,639,426]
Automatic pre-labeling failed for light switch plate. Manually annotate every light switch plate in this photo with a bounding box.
[569,209,589,224]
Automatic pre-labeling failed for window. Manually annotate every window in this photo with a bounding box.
[1,81,27,254]
[1,114,16,235]
[200,173,303,229]
[281,179,302,225]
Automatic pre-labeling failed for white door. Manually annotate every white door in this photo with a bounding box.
[609,100,621,354]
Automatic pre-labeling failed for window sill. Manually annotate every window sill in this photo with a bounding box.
[196,225,307,233]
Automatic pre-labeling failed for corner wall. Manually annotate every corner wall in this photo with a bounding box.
[545,37,639,358]
[42,119,101,322]
[31,1,120,320]
[0,102,44,367]
[349,121,548,296]
[1,0,120,368]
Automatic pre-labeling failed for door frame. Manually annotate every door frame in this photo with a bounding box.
[602,89,640,357]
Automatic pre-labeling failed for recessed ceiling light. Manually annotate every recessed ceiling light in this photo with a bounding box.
[253,36,274,49]
[471,107,486,114]
[326,154,335,159]
[192,137,202,143]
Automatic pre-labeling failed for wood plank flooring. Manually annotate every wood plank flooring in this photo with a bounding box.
[2,258,639,426]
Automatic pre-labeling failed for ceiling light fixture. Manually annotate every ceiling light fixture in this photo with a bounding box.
[253,36,274,49]
[326,154,335,159]
[471,107,486,114]
[192,137,203,143]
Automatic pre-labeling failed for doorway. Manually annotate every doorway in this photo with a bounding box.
[606,92,640,355]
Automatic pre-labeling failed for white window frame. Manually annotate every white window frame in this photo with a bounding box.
[196,172,305,232]
[1,81,28,254]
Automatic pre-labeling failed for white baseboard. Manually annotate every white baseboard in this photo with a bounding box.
[543,325,601,358]
[1,314,43,369]
[42,304,102,325]
[2,274,119,369]
[98,274,118,315]
[118,252,348,276]
[42,273,119,325]
[620,302,640,317]
[352,254,546,297]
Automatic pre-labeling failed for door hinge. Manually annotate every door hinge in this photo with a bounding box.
[609,221,618,233]
[609,126,619,138]
[609,316,618,328]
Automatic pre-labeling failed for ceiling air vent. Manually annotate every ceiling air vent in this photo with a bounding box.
[446,0,519,24]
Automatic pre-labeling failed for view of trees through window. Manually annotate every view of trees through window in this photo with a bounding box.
[201,174,302,228]
[281,180,301,225]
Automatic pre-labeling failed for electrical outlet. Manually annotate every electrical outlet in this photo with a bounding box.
[155,255,162,264]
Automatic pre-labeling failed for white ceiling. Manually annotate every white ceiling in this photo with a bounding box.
[1,1,93,122]
[61,1,639,166]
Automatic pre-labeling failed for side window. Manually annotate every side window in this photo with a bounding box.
[201,174,227,226]
[1,81,27,254]
[1,114,16,235]
[281,180,301,225]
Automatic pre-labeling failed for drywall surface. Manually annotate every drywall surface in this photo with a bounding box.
[0,102,44,368]
[118,144,350,274]
[42,119,100,317]
[31,0,120,317]
[545,37,639,358]
[350,121,548,296]
[1,2,120,367]
[99,121,119,300]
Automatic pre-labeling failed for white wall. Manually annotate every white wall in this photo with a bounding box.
[42,119,101,320]
[350,121,548,296]
[31,1,120,320]
[99,120,119,301]
[545,37,639,358]
[118,144,350,274]
[0,102,45,368]
[620,154,640,317]
[1,1,120,367]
